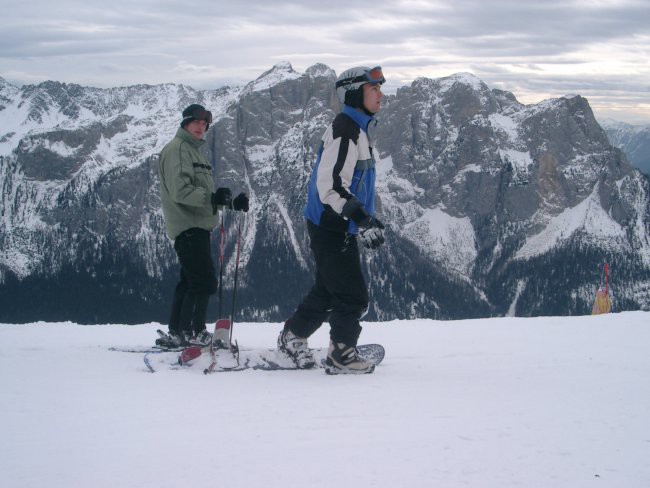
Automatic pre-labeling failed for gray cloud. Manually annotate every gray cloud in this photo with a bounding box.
[0,0,648,123]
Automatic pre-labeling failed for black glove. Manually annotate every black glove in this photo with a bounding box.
[341,197,385,249]
[211,187,232,214]
[358,217,385,250]
[231,193,249,212]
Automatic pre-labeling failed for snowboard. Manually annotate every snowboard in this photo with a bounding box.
[143,344,385,373]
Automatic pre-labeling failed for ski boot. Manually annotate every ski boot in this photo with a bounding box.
[155,330,190,349]
[190,329,212,347]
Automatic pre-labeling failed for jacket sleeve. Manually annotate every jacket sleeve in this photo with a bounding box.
[315,132,359,215]
[163,142,210,207]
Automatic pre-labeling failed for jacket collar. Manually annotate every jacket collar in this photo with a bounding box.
[176,127,205,147]
[342,105,374,133]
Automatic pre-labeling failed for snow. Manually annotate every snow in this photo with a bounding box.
[506,279,527,317]
[404,207,477,276]
[516,185,628,259]
[0,247,32,278]
[1,312,649,488]
[630,174,650,266]
[453,163,482,182]
[499,148,534,172]
[246,143,275,168]
[268,194,308,270]
[439,72,484,92]
[489,113,520,142]
[245,61,301,93]
[376,153,393,176]
[306,63,336,78]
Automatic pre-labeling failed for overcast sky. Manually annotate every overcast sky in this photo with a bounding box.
[1,0,648,123]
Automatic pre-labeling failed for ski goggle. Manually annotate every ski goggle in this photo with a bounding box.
[336,66,386,88]
[182,107,213,125]
[364,66,385,84]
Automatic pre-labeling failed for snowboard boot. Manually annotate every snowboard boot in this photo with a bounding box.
[325,341,375,375]
[190,329,212,347]
[277,328,316,369]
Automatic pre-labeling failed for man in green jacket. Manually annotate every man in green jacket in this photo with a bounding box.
[156,104,248,348]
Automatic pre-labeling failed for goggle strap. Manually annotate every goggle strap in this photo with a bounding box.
[183,109,213,124]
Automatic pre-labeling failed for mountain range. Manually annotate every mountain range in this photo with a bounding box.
[1,62,649,323]
[601,119,650,175]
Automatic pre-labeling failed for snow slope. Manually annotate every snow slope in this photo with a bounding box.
[1,313,649,488]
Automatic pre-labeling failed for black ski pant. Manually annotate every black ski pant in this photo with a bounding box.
[286,221,368,346]
[169,228,218,335]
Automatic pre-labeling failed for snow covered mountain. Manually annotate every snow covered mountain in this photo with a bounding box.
[601,119,650,175]
[1,63,650,323]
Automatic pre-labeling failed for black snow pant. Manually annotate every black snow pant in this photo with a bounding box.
[168,228,218,336]
[285,221,369,346]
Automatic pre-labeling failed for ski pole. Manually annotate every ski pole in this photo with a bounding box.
[217,213,226,319]
[229,214,244,345]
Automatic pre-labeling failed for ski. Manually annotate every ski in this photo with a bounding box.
[143,350,185,373]
[110,345,184,353]
[111,329,186,353]
[204,320,240,373]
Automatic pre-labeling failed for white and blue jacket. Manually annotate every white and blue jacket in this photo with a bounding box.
[303,105,378,235]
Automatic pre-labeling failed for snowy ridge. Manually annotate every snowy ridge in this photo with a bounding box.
[515,183,628,259]
[0,79,241,280]
[244,61,301,93]
[0,80,241,158]
[404,207,477,276]
[438,71,486,92]
[305,63,336,78]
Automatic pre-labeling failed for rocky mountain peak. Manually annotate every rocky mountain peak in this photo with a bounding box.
[439,72,487,91]
[0,77,19,111]
[245,61,301,92]
[0,75,15,91]
[305,63,336,79]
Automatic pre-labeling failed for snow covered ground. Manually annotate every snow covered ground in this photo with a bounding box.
[1,312,649,488]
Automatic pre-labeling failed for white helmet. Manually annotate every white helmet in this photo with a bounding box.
[335,66,385,107]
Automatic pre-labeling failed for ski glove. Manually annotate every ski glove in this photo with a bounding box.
[211,187,232,214]
[231,193,249,212]
[341,197,385,249]
[358,217,385,250]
